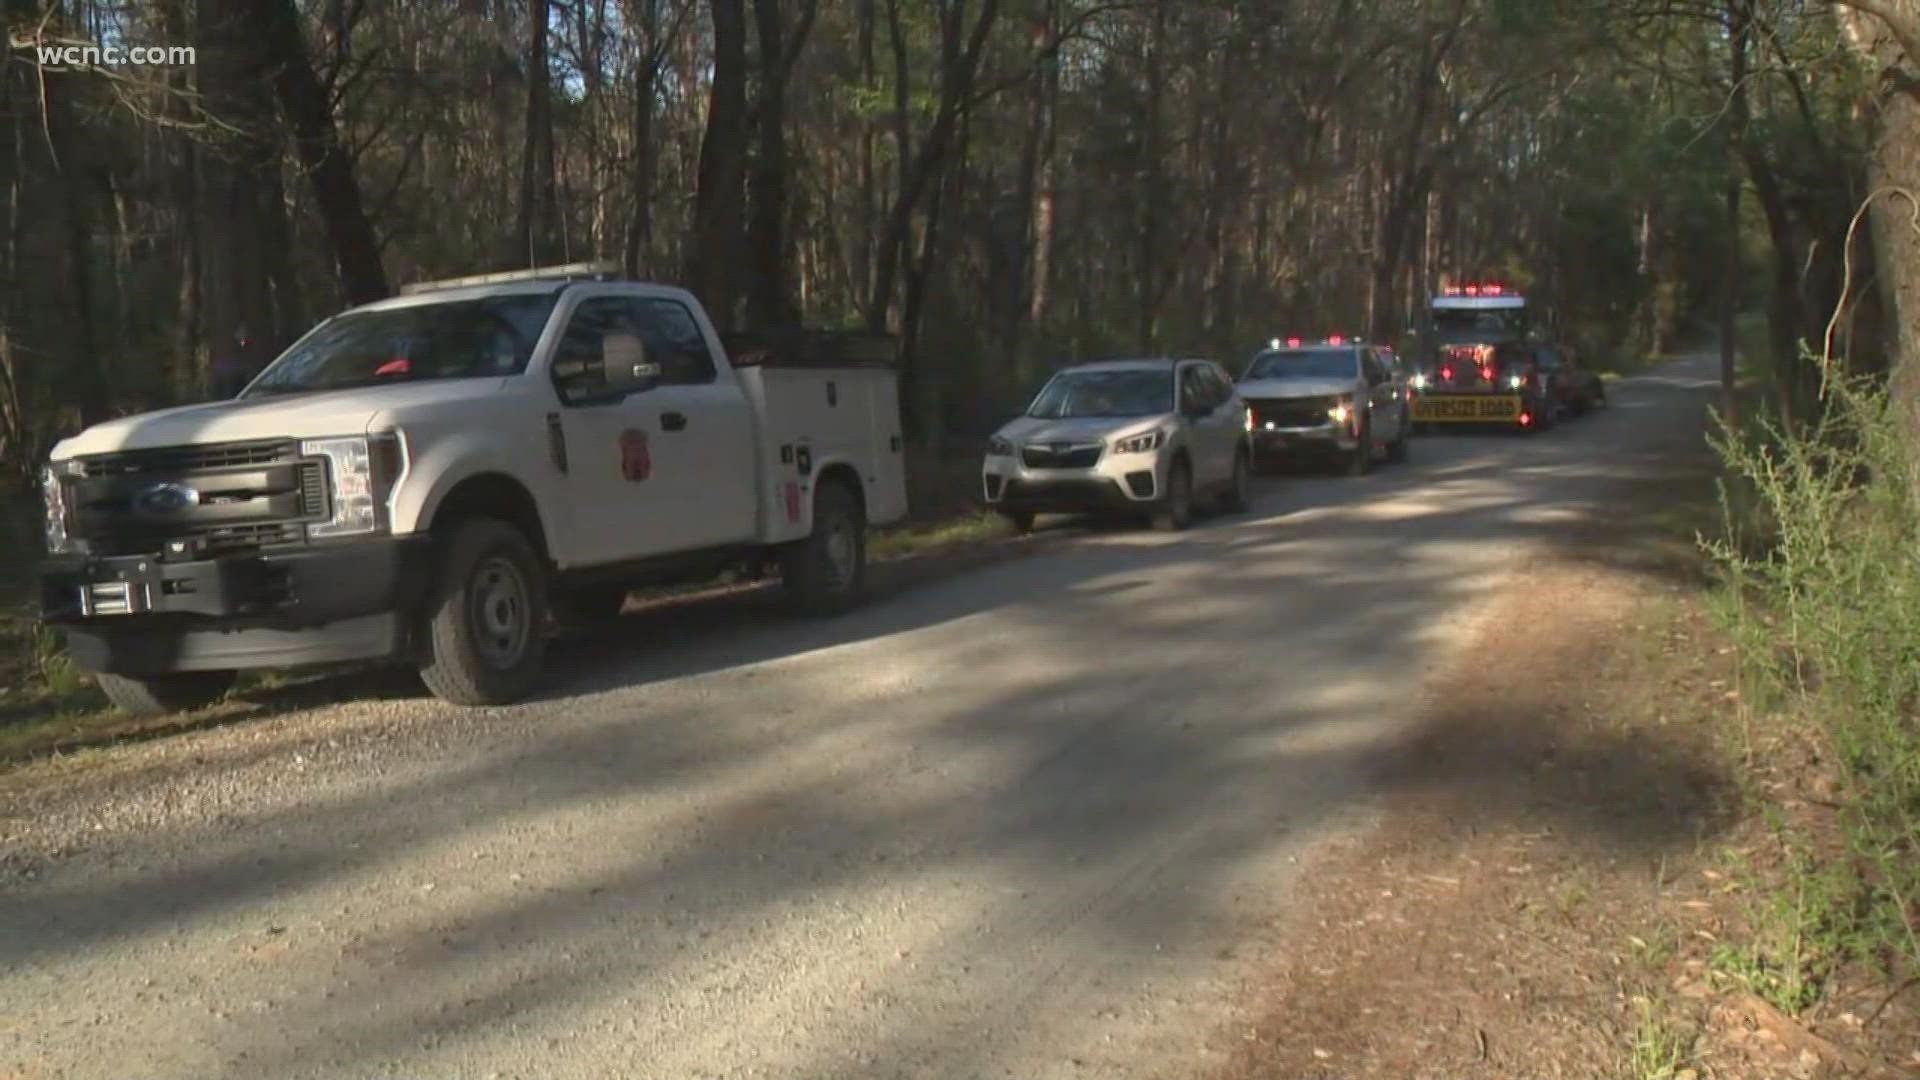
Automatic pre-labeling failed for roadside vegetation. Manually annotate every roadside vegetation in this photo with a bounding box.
[1694,356,1920,1045]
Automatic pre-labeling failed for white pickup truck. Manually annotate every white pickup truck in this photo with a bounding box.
[38,262,908,713]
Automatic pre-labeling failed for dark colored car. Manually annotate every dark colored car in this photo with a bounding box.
[1534,344,1606,417]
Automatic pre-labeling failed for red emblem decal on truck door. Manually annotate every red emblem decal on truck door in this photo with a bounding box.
[619,428,651,482]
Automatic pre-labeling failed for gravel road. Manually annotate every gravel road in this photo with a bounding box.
[0,357,1717,1080]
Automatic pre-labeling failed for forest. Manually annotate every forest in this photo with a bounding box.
[0,0,1915,477]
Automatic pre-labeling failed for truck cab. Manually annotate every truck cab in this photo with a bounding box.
[39,262,908,713]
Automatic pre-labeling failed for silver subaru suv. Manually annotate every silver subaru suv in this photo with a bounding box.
[981,358,1252,532]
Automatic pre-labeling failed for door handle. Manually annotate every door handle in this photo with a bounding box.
[661,411,688,432]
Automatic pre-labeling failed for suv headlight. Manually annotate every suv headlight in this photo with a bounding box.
[1112,429,1166,455]
[1328,397,1355,425]
[41,460,81,555]
[1506,374,1527,390]
[302,431,406,538]
[1410,373,1429,390]
[987,435,1015,458]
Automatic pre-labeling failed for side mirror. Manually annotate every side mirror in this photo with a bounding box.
[601,332,661,396]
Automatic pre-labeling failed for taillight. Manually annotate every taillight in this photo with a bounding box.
[1519,412,1533,427]
[1440,366,1454,381]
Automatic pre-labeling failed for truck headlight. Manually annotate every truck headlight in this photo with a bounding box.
[1507,374,1527,390]
[1328,399,1354,425]
[41,461,81,555]
[1410,373,1429,391]
[1112,429,1166,454]
[987,435,1015,458]
[302,432,406,538]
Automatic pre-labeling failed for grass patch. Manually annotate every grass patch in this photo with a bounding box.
[1626,995,1697,1080]
[870,509,1012,559]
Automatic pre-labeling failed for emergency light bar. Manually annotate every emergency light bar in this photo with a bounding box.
[399,259,625,295]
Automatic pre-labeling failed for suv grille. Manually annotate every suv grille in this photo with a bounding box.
[1021,443,1104,469]
[1247,397,1336,428]
[68,439,326,556]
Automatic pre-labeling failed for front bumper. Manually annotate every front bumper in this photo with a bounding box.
[39,536,432,674]
[981,451,1167,513]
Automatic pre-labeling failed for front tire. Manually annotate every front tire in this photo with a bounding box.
[998,509,1036,535]
[1221,449,1252,513]
[1344,417,1373,476]
[1152,459,1194,531]
[96,670,235,717]
[1385,417,1411,464]
[418,518,549,707]
[782,480,866,615]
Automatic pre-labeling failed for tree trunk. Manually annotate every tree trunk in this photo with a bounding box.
[864,0,1001,333]
[746,0,819,327]
[254,0,389,305]
[687,0,750,325]
[1834,2,1920,439]
[514,0,558,268]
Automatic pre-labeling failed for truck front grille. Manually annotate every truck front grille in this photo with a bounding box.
[78,439,297,477]
[67,439,326,556]
[1247,397,1336,428]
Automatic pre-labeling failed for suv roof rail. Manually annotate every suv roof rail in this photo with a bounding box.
[398,259,625,296]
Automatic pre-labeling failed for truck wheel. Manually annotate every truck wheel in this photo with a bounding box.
[96,670,234,716]
[782,480,865,615]
[418,518,549,707]
[1151,459,1193,531]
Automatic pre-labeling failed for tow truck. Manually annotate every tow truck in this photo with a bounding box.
[1408,283,1553,431]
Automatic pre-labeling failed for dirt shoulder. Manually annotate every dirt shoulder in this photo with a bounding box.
[1217,549,1920,1079]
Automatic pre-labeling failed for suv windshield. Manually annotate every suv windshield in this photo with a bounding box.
[1028,368,1173,419]
[1243,349,1357,381]
[244,294,560,397]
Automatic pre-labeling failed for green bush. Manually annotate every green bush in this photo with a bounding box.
[1704,365,1920,983]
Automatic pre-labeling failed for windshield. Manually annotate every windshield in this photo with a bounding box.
[1027,369,1173,419]
[1243,349,1357,381]
[1431,307,1528,344]
[244,294,559,397]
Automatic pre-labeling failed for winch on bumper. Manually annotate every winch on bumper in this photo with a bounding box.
[40,538,432,674]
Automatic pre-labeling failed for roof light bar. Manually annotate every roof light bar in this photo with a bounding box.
[398,259,625,296]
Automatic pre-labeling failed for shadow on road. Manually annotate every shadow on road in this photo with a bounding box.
[0,360,1731,1079]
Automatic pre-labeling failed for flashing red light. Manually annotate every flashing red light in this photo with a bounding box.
[1286,336,1302,348]
[1519,412,1533,428]
[1464,285,1480,297]
[1486,283,1504,296]
[1440,366,1454,381]
[1327,334,1345,346]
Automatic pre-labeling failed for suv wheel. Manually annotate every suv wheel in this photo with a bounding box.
[1385,416,1411,464]
[782,480,865,615]
[418,518,549,707]
[1221,449,1251,512]
[96,670,235,716]
[1344,416,1373,476]
[1152,459,1193,531]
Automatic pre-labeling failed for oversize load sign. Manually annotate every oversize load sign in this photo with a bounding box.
[1412,395,1522,422]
